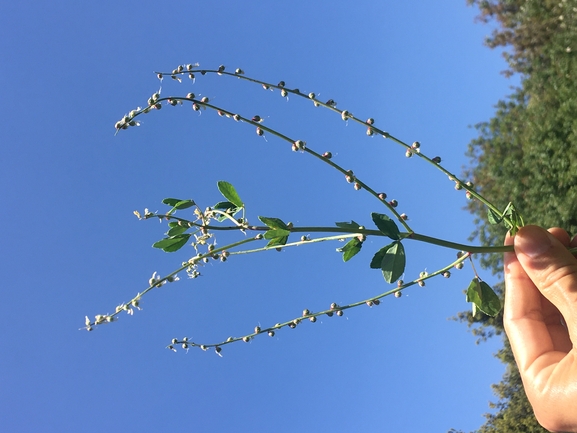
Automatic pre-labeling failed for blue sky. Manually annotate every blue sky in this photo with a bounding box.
[1,1,517,432]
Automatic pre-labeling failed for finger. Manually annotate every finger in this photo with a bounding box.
[513,225,577,344]
[504,232,562,372]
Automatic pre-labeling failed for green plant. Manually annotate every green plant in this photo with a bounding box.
[85,63,531,354]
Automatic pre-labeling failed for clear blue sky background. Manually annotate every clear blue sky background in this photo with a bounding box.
[1,1,518,432]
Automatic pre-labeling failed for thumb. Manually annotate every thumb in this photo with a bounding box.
[514,225,577,337]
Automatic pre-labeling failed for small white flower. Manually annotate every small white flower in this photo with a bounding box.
[149,272,162,287]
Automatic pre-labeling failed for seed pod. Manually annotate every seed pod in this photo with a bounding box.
[227,337,234,342]
[268,330,275,337]
[466,191,473,200]
[154,103,162,110]
[412,141,420,149]
[455,182,463,190]
[256,127,264,136]
[405,149,413,158]
[395,291,402,298]
[177,65,184,72]
[389,199,398,207]
[201,96,209,103]
[200,345,207,351]
[354,182,362,190]
[168,99,178,106]
[255,233,263,240]
[235,68,244,75]
[157,73,163,80]
[172,338,178,344]
[252,115,262,123]
[432,156,442,164]
[366,301,374,307]
[302,309,310,316]
[326,311,334,317]
[243,336,250,342]
[373,299,380,305]
[262,84,270,90]
[187,64,195,71]
[288,322,296,329]
[443,271,451,278]
[397,279,404,287]
[400,213,408,220]
[322,152,332,159]
[366,118,375,125]
[300,235,308,241]
[309,316,317,323]
[366,127,374,136]
[330,302,338,309]
[218,65,225,73]
[308,92,315,99]
[281,89,288,98]
[215,346,222,354]
[254,326,261,334]
[233,114,241,121]
[192,103,200,111]
[378,193,387,200]
[455,262,464,270]
[182,343,188,349]
[418,281,426,287]
[336,310,344,317]
[278,81,285,88]
[326,99,337,107]
[189,72,195,80]
[341,110,351,121]
[466,181,474,188]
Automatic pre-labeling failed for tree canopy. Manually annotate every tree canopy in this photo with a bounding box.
[455,0,577,431]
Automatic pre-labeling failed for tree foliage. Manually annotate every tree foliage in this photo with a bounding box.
[455,0,577,431]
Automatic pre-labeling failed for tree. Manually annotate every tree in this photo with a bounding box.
[455,0,577,431]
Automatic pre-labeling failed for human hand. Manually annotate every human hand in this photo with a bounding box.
[504,225,577,432]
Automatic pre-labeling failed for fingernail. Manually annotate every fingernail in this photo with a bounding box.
[515,226,553,258]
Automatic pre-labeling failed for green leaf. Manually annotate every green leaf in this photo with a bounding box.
[213,201,242,222]
[369,243,394,269]
[258,216,289,230]
[266,236,289,247]
[173,199,195,210]
[487,208,503,225]
[167,225,188,237]
[336,238,363,262]
[379,242,406,283]
[465,277,502,317]
[152,233,191,253]
[335,220,361,230]
[264,229,291,239]
[162,198,183,207]
[217,181,244,208]
[371,213,401,240]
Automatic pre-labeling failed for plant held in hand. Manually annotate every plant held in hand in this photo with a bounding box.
[86,63,534,355]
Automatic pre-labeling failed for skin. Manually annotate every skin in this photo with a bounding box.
[504,225,577,432]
